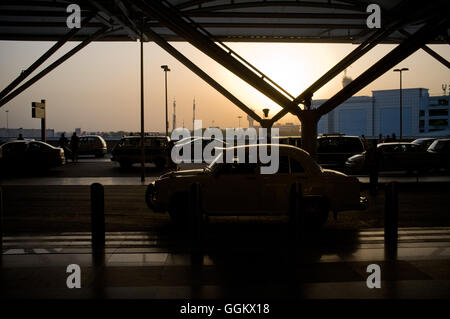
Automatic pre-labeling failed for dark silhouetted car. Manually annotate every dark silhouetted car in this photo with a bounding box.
[0,140,65,170]
[111,136,171,169]
[427,138,450,171]
[146,144,367,228]
[78,135,107,157]
[412,138,436,150]
[345,142,436,173]
[317,134,365,169]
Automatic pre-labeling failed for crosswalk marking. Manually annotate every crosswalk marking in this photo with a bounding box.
[3,227,450,256]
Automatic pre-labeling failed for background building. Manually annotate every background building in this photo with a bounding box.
[315,88,450,138]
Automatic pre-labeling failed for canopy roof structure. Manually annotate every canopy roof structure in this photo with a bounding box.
[0,0,448,162]
[0,0,448,43]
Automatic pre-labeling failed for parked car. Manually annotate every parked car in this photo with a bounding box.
[78,135,107,157]
[111,135,171,169]
[146,144,367,227]
[0,140,65,170]
[345,142,436,173]
[316,134,365,169]
[427,138,450,171]
[412,138,436,151]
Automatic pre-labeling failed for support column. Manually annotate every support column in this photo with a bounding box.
[298,110,320,159]
[140,30,145,183]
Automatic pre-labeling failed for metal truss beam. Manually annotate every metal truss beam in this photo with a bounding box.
[316,15,449,117]
[143,27,262,123]
[131,0,298,115]
[0,13,94,101]
[271,16,407,123]
[180,1,362,12]
[0,26,109,108]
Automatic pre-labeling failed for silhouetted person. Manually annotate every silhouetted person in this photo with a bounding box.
[391,133,396,141]
[361,134,369,150]
[70,132,80,162]
[59,133,69,157]
[17,133,24,140]
[385,134,391,142]
[378,133,383,144]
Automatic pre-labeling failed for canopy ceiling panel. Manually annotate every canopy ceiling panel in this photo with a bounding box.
[0,0,448,43]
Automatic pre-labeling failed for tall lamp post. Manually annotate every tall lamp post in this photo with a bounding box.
[161,65,170,137]
[5,110,9,138]
[393,68,409,140]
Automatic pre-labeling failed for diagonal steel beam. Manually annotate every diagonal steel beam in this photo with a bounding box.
[130,0,298,114]
[420,45,450,69]
[0,13,95,101]
[143,27,262,123]
[271,17,407,122]
[0,27,109,108]
[316,15,448,117]
[398,29,450,69]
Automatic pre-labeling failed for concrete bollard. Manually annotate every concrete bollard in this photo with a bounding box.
[0,186,3,251]
[384,182,399,249]
[91,183,105,253]
[189,183,204,254]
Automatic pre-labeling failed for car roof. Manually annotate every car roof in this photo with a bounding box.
[378,142,414,146]
[318,135,361,139]
[123,135,167,139]
[1,140,55,148]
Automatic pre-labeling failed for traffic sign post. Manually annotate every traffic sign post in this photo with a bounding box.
[32,99,46,142]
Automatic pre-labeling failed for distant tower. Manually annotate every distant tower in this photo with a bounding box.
[172,99,176,130]
[192,98,196,132]
[247,114,254,128]
[247,109,255,128]
[342,69,352,88]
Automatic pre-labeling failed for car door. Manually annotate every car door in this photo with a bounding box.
[202,162,261,215]
[259,155,296,215]
[26,142,48,166]
[78,137,88,154]
[380,145,400,170]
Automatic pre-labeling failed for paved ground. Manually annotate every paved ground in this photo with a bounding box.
[0,158,449,299]
[1,227,449,299]
[1,182,449,233]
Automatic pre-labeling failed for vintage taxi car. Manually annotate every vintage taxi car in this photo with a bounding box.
[146,144,367,227]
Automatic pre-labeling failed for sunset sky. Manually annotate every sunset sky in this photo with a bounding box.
[0,40,449,133]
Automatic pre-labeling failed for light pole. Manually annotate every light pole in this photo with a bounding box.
[5,110,9,137]
[161,65,170,137]
[393,68,409,140]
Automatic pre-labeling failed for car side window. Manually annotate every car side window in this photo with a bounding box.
[27,142,45,151]
[290,157,305,173]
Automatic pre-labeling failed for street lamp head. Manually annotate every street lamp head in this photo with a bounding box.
[161,65,170,72]
[394,68,409,72]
